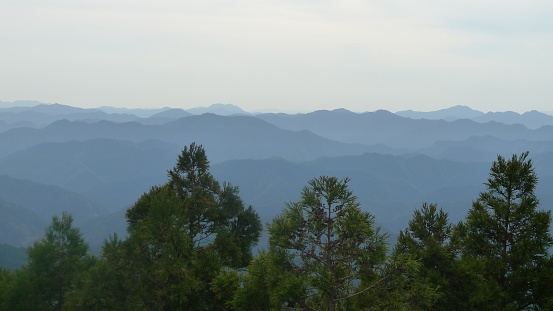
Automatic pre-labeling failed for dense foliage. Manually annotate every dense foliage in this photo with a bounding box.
[456,152,553,309]
[1,149,552,310]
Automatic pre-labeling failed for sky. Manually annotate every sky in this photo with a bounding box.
[1,0,552,113]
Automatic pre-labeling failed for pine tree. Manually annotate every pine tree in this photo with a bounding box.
[267,176,388,310]
[394,203,473,310]
[458,152,553,309]
[120,142,261,309]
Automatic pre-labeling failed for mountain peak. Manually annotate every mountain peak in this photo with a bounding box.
[331,108,353,114]
[150,108,192,119]
[396,105,484,120]
[186,103,248,116]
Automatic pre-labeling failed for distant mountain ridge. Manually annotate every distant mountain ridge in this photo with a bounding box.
[186,103,248,115]
[0,175,105,225]
[3,100,553,129]
[396,106,553,129]
[0,139,177,212]
[0,114,377,162]
[0,100,43,108]
[396,105,484,120]
[0,103,140,129]
[3,99,553,254]
[256,109,553,149]
[0,102,251,131]
[3,106,553,163]
[149,108,193,119]
[471,110,553,129]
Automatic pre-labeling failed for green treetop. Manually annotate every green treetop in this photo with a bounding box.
[122,142,262,309]
[267,176,388,311]
[458,152,553,309]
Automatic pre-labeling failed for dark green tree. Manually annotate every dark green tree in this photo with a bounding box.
[127,142,262,268]
[0,268,11,310]
[63,235,130,311]
[1,268,39,311]
[232,249,307,310]
[393,203,474,310]
[354,252,438,311]
[3,212,90,311]
[457,152,553,310]
[267,176,388,310]
[533,255,553,309]
[110,142,262,310]
[210,268,241,311]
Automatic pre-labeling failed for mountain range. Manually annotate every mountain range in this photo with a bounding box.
[396,105,553,129]
[1,100,553,267]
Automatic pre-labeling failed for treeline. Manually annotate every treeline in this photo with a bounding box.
[1,144,552,310]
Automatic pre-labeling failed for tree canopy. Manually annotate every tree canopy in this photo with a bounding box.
[2,150,552,310]
[254,176,389,310]
[458,152,553,309]
[97,142,261,310]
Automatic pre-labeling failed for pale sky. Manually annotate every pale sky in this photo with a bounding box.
[1,0,552,113]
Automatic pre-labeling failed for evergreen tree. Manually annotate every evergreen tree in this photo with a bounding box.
[63,235,130,311]
[533,255,553,309]
[393,203,473,310]
[232,249,307,310]
[267,176,388,310]
[94,142,263,310]
[458,152,553,309]
[354,252,438,311]
[3,212,90,311]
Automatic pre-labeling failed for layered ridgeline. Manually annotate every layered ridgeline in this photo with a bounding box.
[1,101,553,266]
[396,105,553,129]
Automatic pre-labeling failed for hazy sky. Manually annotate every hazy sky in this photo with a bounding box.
[1,0,552,113]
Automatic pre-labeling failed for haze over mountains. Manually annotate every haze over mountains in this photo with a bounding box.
[397,105,553,129]
[1,100,553,263]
